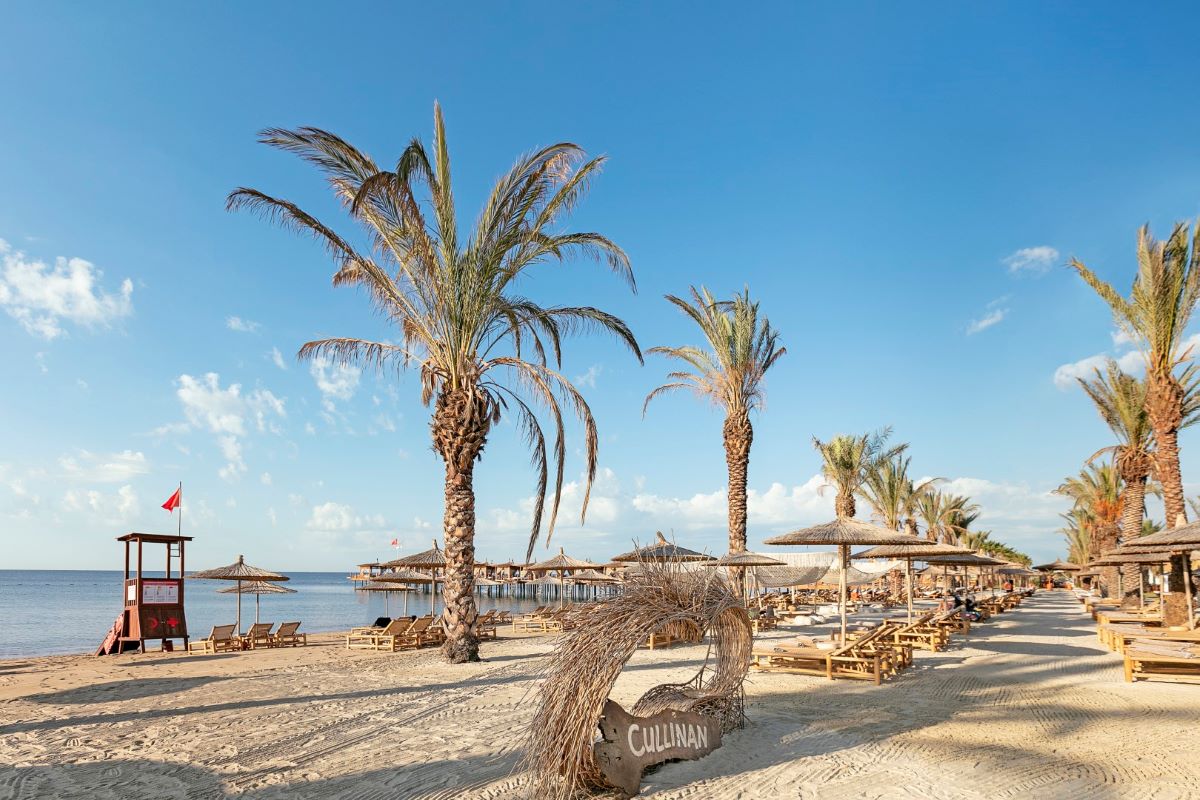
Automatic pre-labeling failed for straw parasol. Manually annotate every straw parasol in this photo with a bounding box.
[217,580,296,626]
[1033,559,1080,572]
[765,519,936,641]
[384,540,448,616]
[527,548,600,608]
[356,581,415,616]
[706,551,785,606]
[851,540,970,621]
[923,552,1005,593]
[1132,523,1200,624]
[567,568,619,583]
[611,532,715,563]
[374,568,437,616]
[188,555,289,634]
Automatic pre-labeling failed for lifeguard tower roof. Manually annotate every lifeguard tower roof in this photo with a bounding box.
[116,532,194,543]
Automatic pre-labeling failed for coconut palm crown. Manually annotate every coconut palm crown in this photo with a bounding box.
[227,104,641,663]
[858,453,938,532]
[644,286,785,560]
[813,428,906,519]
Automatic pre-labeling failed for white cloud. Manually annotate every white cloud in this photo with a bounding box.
[306,501,387,533]
[267,507,277,527]
[1002,246,1059,275]
[967,308,1008,335]
[0,238,133,340]
[260,472,273,486]
[175,373,286,479]
[59,450,149,483]
[575,364,603,389]
[226,316,260,333]
[310,357,361,411]
[62,484,140,524]
[270,347,287,370]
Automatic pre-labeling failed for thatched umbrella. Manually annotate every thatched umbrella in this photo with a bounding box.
[527,548,600,608]
[706,551,785,606]
[611,532,715,563]
[1088,550,1173,610]
[1134,527,1200,626]
[187,555,289,635]
[384,541,448,617]
[217,580,296,626]
[851,540,970,621]
[923,552,1005,596]
[374,568,437,616]
[356,581,415,616]
[764,519,932,641]
[1033,558,1081,573]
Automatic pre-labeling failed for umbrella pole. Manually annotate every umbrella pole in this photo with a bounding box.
[1185,553,1195,629]
[237,579,243,635]
[839,545,848,643]
[906,558,914,623]
[256,593,260,626]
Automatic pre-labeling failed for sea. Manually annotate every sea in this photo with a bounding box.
[0,570,545,659]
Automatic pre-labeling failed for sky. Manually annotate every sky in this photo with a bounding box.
[3,3,1200,571]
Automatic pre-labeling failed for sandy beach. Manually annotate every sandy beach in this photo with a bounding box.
[0,592,1195,799]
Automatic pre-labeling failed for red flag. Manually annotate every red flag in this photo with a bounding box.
[162,487,182,513]
[390,538,399,548]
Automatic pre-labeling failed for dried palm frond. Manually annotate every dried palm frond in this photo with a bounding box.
[521,556,751,799]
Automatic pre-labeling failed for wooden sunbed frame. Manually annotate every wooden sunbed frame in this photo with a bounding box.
[751,626,899,685]
[242,622,274,649]
[271,621,307,647]
[1124,640,1200,684]
[187,624,238,655]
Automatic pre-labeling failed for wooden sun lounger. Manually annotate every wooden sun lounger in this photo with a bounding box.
[346,618,411,650]
[890,612,949,652]
[752,627,897,684]
[188,624,238,654]
[270,621,306,647]
[1104,624,1200,653]
[1124,640,1200,684]
[393,616,440,650]
[241,622,274,649]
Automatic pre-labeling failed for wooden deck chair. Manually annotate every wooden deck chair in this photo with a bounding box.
[346,618,409,649]
[270,621,306,647]
[187,624,238,654]
[392,615,438,650]
[1124,640,1200,684]
[242,622,274,649]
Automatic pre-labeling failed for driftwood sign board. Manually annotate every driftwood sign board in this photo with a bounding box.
[593,699,723,795]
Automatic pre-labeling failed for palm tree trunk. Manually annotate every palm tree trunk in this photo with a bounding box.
[1148,377,1190,625]
[1117,472,1147,606]
[432,388,490,664]
[723,409,753,598]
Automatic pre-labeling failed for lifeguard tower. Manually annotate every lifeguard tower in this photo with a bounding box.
[96,532,193,655]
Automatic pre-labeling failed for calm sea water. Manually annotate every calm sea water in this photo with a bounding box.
[0,570,546,659]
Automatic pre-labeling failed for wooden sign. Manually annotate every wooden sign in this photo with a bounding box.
[592,699,722,796]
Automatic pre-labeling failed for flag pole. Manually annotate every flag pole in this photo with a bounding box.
[177,482,183,537]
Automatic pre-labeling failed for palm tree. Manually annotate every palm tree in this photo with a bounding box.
[1057,462,1123,596]
[813,429,906,519]
[1061,511,1092,567]
[916,491,980,544]
[858,454,938,532]
[1076,361,1154,547]
[228,105,641,663]
[1071,222,1200,528]
[644,286,785,591]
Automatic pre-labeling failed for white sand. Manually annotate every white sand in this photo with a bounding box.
[1,592,1198,799]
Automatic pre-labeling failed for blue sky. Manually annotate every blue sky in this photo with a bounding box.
[3,3,1200,570]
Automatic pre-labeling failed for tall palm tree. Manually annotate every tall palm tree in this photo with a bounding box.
[813,428,906,519]
[858,454,938,532]
[228,105,641,663]
[916,491,980,544]
[1057,462,1123,595]
[1071,222,1200,528]
[644,286,785,591]
[1061,511,1092,567]
[1076,361,1154,547]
